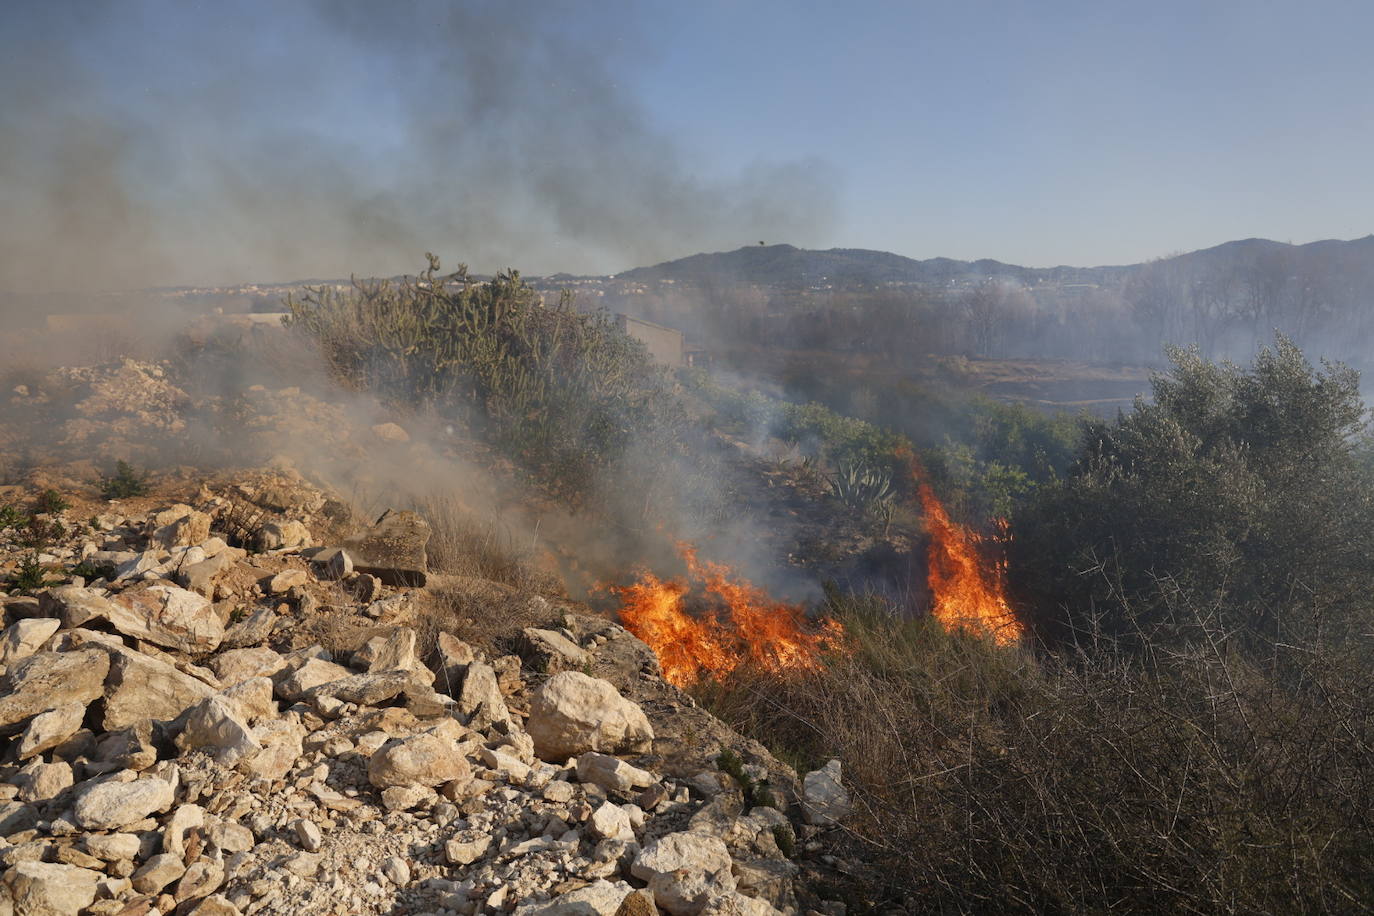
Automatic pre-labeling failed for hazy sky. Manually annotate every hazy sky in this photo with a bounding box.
[2,0,1371,288]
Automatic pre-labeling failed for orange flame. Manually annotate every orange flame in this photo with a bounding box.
[609,542,846,687]
[903,450,1024,645]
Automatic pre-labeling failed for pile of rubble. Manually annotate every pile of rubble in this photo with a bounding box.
[0,485,851,915]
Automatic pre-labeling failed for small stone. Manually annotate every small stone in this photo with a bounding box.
[267,569,307,594]
[380,856,410,886]
[801,759,850,826]
[444,836,491,866]
[589,801,635,842]
[131,852,187,895]
[174,858,226,903]
[293,819,323,852]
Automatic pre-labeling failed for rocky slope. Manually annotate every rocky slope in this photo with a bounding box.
[0,367,853,915]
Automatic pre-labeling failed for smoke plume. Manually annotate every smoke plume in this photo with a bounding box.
[0,0,838,297]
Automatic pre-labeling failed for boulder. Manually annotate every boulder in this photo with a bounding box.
[0,618,62,666]
[368,628,434,684]
[368,733,471,788]
[176,550,244,598]
[220,607,276,649]
[800,759,850,826]
[210,647,285,686]
[84,833,141,864]
[589,801,636,842]
[223,676,276,722]
[100,645,216,730]
[456,663,510,727]
[698,894,783,916]
[130,852,185,895]
[577,752,656,794]
[175,696,261,766]
[188,895,241,916]
[513,880,636,915]
[310,547,353,581]
[632,832,737,915]
[303,670,419,708]
[520,627,590,673]
[104,584,224,654]
[161,803,205,859]
[73,774,175,830]
[0,649,109,730]
[148,505,212,549]
[256,520,311,552]
[1,860,101,915]
[91,721,158,771]
[39,586,119,628]
[16,761,73,803]
[240,718,304,779]
[433,632,476,694]
[274,657,351,701]
[18,703,87,760]
[371,422,410,443]
[174,858,225,903]
[341,509,430,586]
[267,569,307,594]
[527,671,653,761]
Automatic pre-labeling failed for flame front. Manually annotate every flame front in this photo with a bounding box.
[610,542,846,687]
[906,453,1024,645]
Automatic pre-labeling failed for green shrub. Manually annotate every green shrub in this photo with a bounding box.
[9,554,53,592]
[286,255,683,502]
[33,490,70,514]
[100,461,150,499]
[0,504,27,530]
[1011,337,1374,653]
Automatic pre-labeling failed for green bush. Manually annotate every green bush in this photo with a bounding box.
[1011,337,1374,653]
[9,554,53,592]
[286,255,682,502]
[33,490,70,514]
[100,461,150,499]
[0,504,27,530]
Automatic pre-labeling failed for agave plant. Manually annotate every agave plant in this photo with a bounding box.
[826,458,895,514]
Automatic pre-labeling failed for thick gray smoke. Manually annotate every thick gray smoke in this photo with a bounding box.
[0,0,838,297]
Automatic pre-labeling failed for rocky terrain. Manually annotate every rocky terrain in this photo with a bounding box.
[0,363,854,916]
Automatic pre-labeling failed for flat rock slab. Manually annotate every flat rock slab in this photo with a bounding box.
[340,509,431,587]
[0,649,110,731]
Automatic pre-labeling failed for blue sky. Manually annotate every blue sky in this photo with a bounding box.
[2,0,1371,287]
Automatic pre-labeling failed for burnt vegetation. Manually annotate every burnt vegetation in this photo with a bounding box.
[284,255,1374,913]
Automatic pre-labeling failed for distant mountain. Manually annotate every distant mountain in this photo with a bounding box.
[610,236,1374,289]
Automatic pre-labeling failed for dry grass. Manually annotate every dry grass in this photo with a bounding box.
[418,577,559,660]
[696,598,1374,913]
[414,493,556,592]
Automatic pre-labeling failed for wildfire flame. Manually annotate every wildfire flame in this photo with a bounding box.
[609,542,846,687]
[904,450,1024,645]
